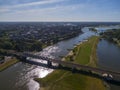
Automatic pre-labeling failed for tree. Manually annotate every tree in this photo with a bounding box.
[31,41,42,51]
[69,55,74,61]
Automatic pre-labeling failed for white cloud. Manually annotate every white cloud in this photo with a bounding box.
[0,2,89,21]
[0,8,10,13]
[0,0,65,12]
[14,3,86,14]
[0,3,83,20]
[11,0,64,8]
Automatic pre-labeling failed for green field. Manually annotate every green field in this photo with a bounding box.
[0,58,19,72]
[35,36,107,90]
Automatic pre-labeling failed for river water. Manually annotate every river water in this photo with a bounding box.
[97,39,120,90]
[0,26,120,90]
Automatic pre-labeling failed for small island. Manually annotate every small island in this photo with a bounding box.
[100,29,120,46]
[89,27,98,33]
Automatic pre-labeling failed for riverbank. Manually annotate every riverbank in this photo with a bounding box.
[100,28,120,47]
[0,57,19,72]
[35,36,107,90]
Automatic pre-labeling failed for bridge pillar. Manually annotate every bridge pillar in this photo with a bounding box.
[72,67,77,73]
[47,60,52,67]
[58,64,63,69]
[19,56,27,61]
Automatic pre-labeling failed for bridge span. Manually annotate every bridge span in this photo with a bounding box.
[20,52,120,77]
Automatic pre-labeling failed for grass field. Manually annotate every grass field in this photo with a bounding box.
[35,36,107,90]
[0,58,19,72]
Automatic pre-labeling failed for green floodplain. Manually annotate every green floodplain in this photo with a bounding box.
[35,36,107,90]
[0,57,19,72]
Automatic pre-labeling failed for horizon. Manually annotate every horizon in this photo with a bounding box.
[0,21,120,23]
[0,0,120,22]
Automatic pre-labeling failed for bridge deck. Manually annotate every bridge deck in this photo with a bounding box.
[22,53,120,77]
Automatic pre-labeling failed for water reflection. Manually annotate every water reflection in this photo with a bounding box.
[27,79,39,90]
[97,39,120,90]
[97,39,120,72]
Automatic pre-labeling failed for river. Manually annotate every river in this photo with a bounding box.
[0,26,120,90]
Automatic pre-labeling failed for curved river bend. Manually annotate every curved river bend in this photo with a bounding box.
[0,26,120,90]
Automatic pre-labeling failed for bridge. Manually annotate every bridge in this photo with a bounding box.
[11,51,120,82]
[20,52,120,76]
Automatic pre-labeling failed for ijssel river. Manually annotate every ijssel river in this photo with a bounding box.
[0,26,120,90]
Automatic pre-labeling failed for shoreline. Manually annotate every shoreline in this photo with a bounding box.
[0,57,19,72]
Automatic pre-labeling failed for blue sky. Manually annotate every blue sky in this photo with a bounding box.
[0,0,120,22]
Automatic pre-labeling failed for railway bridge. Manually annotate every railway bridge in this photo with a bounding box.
[12,52,120,83]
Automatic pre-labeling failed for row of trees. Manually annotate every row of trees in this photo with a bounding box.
[0,55,4,60]
[0,38,42,52]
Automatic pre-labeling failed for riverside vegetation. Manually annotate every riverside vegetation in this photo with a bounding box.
[0,57,19,72]
[100,29,120,46]
[35,36,107,90]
